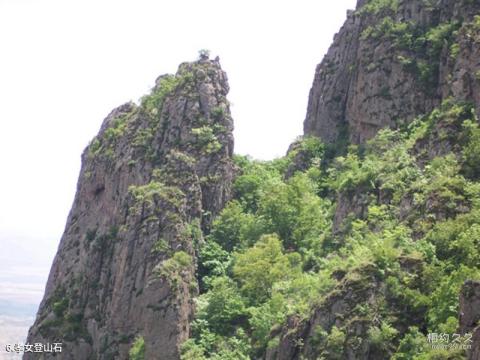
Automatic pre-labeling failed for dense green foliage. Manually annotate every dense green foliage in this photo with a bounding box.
[358,0,399,15]
[181,100,480,359]
[129,336,145,360]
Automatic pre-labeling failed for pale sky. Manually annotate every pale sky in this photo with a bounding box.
[0,0,357,311]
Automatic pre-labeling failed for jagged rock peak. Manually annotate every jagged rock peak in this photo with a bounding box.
[304,0,480,147]
[25,56,236,360]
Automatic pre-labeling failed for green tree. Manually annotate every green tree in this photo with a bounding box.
[209,201,263,251]
[200,277,247,334]
[248,293,287,350]
[198,239,231,291]
[462,119,480,179]
[129,336,145,360]
[258,173,329,250]
[428,265,480,330]
[233,234,300,303]
[233,160,281,213]
[321,326,346,360]
[392,327,429,360]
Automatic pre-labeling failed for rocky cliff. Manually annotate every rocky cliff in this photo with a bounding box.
[268,0,480,358]
[304,0,480,147]
[25,56,235,360]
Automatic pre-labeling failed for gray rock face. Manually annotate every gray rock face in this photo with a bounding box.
[460,281,480,360]
[25,58,235,360]
[304,0,480,147]
[266,265,386,360]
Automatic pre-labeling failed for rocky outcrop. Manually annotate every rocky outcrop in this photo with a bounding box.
[460,280,480,360]
[25,57,235,360]
[304,0,480,147]
[265,265,387,360]
[270,1,480,358]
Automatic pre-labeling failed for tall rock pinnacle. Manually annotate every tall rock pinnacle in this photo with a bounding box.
[25,57,236,360]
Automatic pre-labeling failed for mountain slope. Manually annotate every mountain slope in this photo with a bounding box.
[26,0,480,359]
[180,1,480,359]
